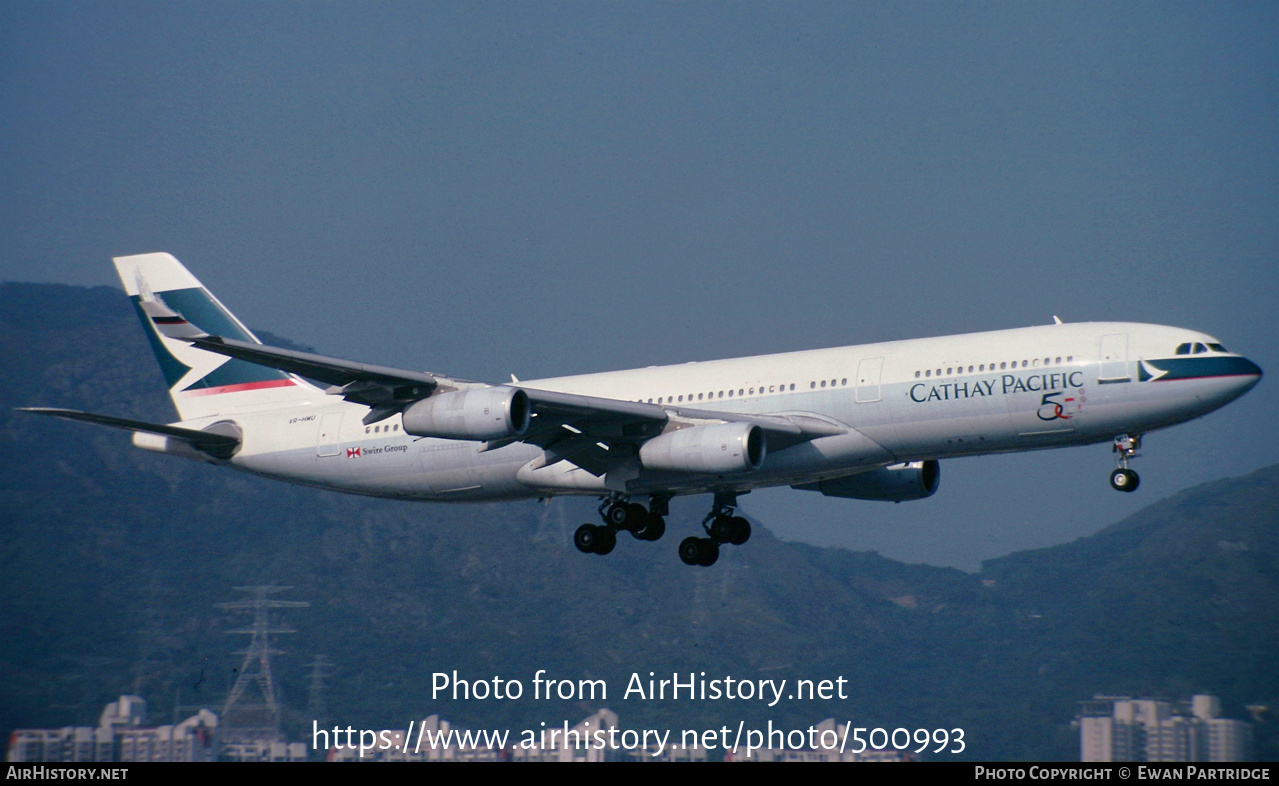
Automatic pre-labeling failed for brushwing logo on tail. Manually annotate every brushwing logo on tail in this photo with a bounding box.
[132,283,295,396]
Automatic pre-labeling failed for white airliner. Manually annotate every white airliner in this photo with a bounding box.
[24,253,1262,567]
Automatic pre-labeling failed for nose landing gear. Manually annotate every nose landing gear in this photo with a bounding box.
[1110,434,1141,492]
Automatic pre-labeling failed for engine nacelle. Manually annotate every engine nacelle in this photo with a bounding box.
[794,460,940,502]
[639,422,766,474]
[402,387,530,441]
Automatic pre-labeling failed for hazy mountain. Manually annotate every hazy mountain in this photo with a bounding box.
[2,283,1274,760]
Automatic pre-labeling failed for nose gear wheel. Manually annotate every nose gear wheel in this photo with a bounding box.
[1110,434,1142,493]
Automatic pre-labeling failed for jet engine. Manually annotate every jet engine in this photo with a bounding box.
[794,460,940,502]
[639,422,765,474]
[402,387,530,441]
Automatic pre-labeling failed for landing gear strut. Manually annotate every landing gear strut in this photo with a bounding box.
[679,492,751,568]
[1110,434,1141,493]
[574,495,667,556]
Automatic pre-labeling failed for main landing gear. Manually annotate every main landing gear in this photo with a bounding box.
[678,493,751,568]
[572,493,750,567]
[1109,433,1142,493]
[574,497,667,556]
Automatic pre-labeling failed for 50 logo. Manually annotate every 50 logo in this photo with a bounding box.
[1036,390,1084,421]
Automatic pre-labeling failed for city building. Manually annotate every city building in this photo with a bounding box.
[1077,694,1251,762]
[7,696,218,763]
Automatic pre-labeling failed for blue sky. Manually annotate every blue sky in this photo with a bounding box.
[3,2,1276,569]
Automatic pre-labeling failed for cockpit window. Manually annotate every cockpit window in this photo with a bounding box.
[1192,343,1207,354]
[1208,343,1228,353]
[1175,343,1192,355]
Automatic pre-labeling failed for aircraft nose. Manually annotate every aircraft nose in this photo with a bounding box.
[1218,356,1264,403]
[1195,356,1262,412]
[1237,356,1263,388]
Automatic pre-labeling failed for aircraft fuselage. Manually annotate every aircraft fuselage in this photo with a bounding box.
[145,320,1260,503]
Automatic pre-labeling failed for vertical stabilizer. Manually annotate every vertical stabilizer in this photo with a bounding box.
[114,253,324,421]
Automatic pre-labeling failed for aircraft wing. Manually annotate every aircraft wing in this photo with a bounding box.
[188,334,443,407]
[493,387,846,477]
[186,334,440,391]
[512,388,845,448]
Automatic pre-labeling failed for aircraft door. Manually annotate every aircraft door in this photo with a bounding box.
[317,413,343,457]
[855,357,884,403]
[1099,334,1130,383]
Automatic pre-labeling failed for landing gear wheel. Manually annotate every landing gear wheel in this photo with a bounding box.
[678,536,719,567]
[635,513,666,542]
[1110,468,1139,492]
[679,536,703,566]
[709,514,734,542]
[707,514,750,546]
[624,503,648,532]
[574,524,601,554]
[605,503,632,528]
[593,527,617,555]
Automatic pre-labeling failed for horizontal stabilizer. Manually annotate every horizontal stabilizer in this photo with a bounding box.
[18,407,241,459]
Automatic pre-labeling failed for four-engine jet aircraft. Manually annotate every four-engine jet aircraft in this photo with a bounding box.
[23,253,1262,566]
